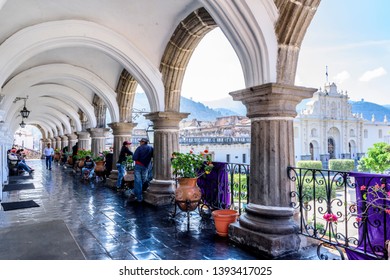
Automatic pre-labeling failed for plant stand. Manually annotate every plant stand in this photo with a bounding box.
[171,198,201,230]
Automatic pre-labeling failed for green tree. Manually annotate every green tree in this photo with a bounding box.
[358,142,390,173]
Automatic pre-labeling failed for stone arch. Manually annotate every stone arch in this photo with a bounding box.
[328,126,340,159]
[349,139,357,158]
[116,69,138,122]
[203,0,278,86]
[0,20,164,112]
[27,94,83,132]
[160,7,217,111]
[274,0,321,84]
[2,64,115,127]
[309,140,320,161]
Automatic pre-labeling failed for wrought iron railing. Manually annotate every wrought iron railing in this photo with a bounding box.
[195,162,249,216]
[226,163,249,215]
[287,166,390,260]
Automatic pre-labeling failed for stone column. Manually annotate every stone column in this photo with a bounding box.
[61,135,69,150]
[107,122,136,180]
[229,83,316,258]
[55,136,62,150]
[143,111,189,206]
[87,127,110,156]
[76,131,91,150]
[50,137,56,149]
[66,133,78,151]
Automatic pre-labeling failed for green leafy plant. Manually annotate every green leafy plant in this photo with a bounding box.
[93,153,105,162]
[296,160,323,170]
[75,149,92,160]
[171,151,213,178]
[123,155,134,171]
[329,159,355,172]
[358,142,390,173]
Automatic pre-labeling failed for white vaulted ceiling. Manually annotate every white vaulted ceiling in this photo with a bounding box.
[0,0,202,137]
[0,0,314,141]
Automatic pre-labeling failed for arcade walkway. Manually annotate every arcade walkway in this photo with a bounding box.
[0,159,318,260]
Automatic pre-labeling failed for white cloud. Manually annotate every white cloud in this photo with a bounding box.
[359,67,387,82]
[333,71,350,84]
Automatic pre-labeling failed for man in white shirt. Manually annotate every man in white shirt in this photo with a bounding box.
[43,143,54,170]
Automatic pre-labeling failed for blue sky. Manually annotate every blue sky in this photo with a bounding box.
[182,0,390,105]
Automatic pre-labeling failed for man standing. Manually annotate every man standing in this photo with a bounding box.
[43,143,54,170]
[116,141,133,189]
[131,138,153,202]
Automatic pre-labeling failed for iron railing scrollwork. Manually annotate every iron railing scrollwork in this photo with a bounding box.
[288,166,390,260]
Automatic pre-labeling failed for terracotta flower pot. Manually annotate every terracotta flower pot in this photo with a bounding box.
[175,177,201,211]
[212,209,239,237]
[94,160,105,173]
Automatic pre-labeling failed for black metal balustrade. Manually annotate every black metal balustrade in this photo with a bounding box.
[226,163,249,215]
[287,166,390,260]
[173,162,250,219]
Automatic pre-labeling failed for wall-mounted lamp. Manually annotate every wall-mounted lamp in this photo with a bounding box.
[14,96,30,119]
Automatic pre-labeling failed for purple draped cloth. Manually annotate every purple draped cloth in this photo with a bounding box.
[196,161,230,209]
[346,172,390,260]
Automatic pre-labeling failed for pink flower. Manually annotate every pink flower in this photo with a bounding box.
[323,213,338,222]
[360,185,366,191]
[385,209,390,215]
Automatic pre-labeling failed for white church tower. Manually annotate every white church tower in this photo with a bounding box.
[294,82,365,168]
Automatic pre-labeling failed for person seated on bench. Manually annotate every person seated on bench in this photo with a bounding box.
[81,156,95,179]
[15,149,33,174]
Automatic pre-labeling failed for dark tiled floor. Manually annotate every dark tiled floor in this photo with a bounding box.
[0,160,319,260]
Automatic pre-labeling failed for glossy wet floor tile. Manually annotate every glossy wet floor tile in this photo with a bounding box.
[0,160,261,260]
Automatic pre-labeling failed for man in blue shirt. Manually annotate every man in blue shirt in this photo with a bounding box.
[43,143,54,170]
[131,138,153,202]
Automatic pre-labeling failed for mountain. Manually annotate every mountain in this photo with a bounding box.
[131,93,389,128]
[201,96,247,116]
[131,93,229,128]
[350,100,390,122]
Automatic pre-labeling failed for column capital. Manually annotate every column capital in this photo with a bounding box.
[76,131,90,140]
[66,133,78,141]
[108,122,137,135]
[87,127,110,138]
[145,111,189,129]
[230,83,316,118]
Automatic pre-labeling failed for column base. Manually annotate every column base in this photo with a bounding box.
[105,170,118,188]
[143,179,176,206]
[229,203,300,259]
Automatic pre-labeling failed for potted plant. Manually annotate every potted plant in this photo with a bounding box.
[171,151,214,211]
[123,155,135,187]
[93,153,105,173]
[75,149,92,168]
[54,148,61,162]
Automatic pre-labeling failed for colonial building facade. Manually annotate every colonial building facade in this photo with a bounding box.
[179,83,390,168]
[294,82,389,168]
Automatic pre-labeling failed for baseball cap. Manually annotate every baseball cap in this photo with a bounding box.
[139,138,149,143]
[123,141,131,145]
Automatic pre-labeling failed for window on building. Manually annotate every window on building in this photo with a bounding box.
[226,154,230,163]
[364,129,368,138]
[379,129,383,138]
[242,153,246,163]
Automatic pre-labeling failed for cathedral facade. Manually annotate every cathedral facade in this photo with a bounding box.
[294,83,390,168]
[180,83,390,168]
